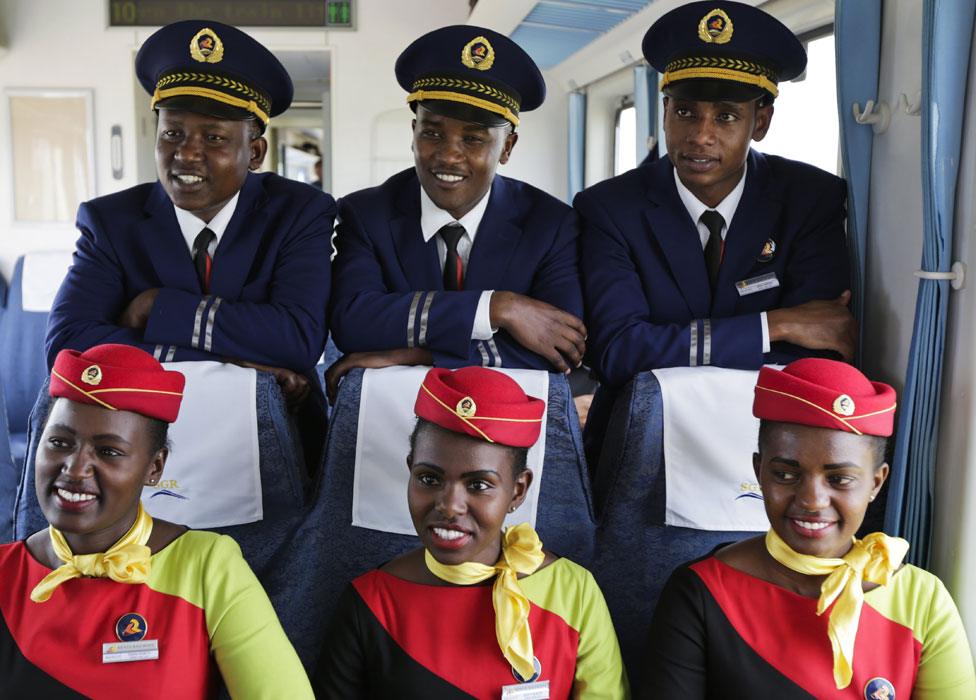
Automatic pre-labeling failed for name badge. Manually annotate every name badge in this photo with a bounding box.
[102,639,159,663]
[501,680,550,700]
[736,272,779,297]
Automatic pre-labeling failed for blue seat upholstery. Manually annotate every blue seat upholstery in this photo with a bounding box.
[0,257,51,468]
[0,382,16,543]
[591,371,761,685]
[285,368,596,668]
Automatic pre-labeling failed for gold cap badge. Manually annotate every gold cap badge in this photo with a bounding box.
[698,8,734,44]
[833,394,855,417]
[461,36,495,71]
[190,27,224,64]
[456,397,477,418]
[81,365,103,386]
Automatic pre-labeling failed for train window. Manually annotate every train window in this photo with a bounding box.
[754,31,839,174]
[614,102,637,176]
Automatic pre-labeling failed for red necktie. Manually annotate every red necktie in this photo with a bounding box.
[192,228,216,293]
[440,224,465,291]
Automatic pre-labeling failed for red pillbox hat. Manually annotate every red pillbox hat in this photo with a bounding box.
[50,344,185,423]
[753,358,896,437]
[414,367,545,448]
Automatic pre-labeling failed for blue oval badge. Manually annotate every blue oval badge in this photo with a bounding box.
[116,613,148,642]
[511,656,542,683]
[864,677,895,700]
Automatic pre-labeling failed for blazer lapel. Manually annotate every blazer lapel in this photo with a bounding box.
[140,182,200,292]
[390,173,443,289]
[210,173,269,297]
[644,159,712,318]
[465,176,520,290]
[713,150,781,315]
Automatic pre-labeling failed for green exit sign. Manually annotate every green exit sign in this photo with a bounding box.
[108,1,355,28]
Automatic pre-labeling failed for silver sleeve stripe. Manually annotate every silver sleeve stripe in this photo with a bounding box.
[689,320,699,367]
[418,292,435,347]
[203,297,222,353]
[702,318,712,366]
[478,341,491,367]
[152,345,163,360]
[406,291,422,348]
[487,337,502,368]
[191,296,210,349]
[165,345,176,362]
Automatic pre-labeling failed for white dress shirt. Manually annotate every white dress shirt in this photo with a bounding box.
[173,191,241,258]
[419,186,495,340]
[673,166,770,353]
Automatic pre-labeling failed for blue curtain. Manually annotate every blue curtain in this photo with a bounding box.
[568,91,586,202]
[885,0,976,566]
[633,64,658,165]
[834,0,882,361]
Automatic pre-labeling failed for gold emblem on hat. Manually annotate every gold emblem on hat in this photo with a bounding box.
[461,36,495,71]
[456,397,477,418]
[698,8,734,44]
[189,27,225,64]
[81,365,103,386]
[833,394,855,417]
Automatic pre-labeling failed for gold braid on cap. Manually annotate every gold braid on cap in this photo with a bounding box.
[407,76,521,126]
[151,70,272,124]
[661,56,780,97]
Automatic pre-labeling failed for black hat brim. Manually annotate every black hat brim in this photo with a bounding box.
[155,95,260,125]
[413,99,511,129]
[663,78,768,103]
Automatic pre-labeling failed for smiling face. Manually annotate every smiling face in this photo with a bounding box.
[411,104,517,220]
[663,96,773,208]
[754,421,888,558]
[155,108,267,223]
[35,399,167,554]
[407,421,531,567]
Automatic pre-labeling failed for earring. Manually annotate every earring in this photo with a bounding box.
[869,495,875,502]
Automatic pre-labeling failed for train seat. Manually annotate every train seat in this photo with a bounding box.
[0,382,15,543]
[591,370,763,684]
[0,252,72,467]
[12,369,307,558]
[281,367,596,668]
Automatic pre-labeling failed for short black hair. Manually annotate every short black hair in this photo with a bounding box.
[757,419,887,468]
[407,418,528,476]
[46,397,170,455]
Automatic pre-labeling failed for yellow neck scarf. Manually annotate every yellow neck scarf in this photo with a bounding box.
[765,528,909,689]
[31,503,154,603]
[424,522,545,681]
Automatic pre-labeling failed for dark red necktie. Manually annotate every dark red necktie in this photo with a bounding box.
[192,227,216,293]
[439,224,465,291]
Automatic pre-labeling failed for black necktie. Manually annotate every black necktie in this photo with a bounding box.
[439,224,465,291]
[700,210,725,292]
[192,227,216,293]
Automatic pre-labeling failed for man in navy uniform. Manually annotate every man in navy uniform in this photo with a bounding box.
[576,1,855,461]
[46,21,335,413]
[326,26,585,399]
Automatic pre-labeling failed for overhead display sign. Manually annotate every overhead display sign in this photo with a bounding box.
[108,1,354,28]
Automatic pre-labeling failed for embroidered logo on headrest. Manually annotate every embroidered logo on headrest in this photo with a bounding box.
[833,394,856,417]
[81,365,103,386]
[190,27,224,64]
[461,36,495,71]
[698,8,734,44]
[456,397,477,418]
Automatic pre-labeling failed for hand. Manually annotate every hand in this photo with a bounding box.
[489,292,587,373]
[227,358,311,412]
[767,290,857,362]
[117,288,160,330]
[574,393,594,429]
[324,348,433,404]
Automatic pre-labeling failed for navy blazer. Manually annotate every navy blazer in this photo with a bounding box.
[576,149,850,388]
[47,172,335,373]
[329,168,583,370]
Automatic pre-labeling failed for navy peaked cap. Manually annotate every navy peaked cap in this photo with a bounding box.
[136,20,293,126]
[396,25,545,127]
[643,1,806,102]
